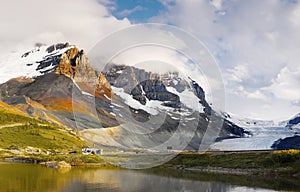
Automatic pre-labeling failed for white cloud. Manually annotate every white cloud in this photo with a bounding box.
[116,5,144,17]
[151,0,300,120]
[209,0,223,10]
[226,64,250,83]
[290,4,300,26]
[0,0,130,55]
[264,66,300,101]
[247,90,268,100]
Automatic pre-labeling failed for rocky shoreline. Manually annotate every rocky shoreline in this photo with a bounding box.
[173,165,297,177]
[184,166,272,176]
[2,156,116,169]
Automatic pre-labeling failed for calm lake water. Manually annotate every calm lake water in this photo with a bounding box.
[0,163,299,192]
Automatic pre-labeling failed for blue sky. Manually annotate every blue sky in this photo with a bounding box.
[111,0,166,23]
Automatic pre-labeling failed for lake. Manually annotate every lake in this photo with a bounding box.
[0,163,299,192]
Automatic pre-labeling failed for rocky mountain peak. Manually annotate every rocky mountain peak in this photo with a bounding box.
[104,64,211,113]
[54,46,93,80]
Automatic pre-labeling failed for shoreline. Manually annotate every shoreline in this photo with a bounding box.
[180,166,293,176]
[1,150,300,177]
[0,155,118,168]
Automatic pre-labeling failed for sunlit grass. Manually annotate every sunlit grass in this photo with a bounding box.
[0,108,40,125]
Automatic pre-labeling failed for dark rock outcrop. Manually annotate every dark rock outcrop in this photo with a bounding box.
[131,79,181,108]
[287,114,300,128]
[272,136,300,150]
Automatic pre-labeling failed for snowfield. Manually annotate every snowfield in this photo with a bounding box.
[211,126,295,150]
[166,86,204,113]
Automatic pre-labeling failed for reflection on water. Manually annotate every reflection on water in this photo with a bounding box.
[62,170,233,192]
[0,163,298,192]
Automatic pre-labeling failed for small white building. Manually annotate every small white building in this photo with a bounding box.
[82,148,103,155]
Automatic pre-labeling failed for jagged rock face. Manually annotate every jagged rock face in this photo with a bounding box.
[46,43,69,53]
[33,43,71,75]
[190,79,211,114]
[131,79,180,108]
[104,64,151,93]
[104,64,211,112]
[27,43,111,100]
[95,72,112,98]
[55,48,79,78]
[50,44,111,100]
[55,47,91,79]
[23,43,98,85]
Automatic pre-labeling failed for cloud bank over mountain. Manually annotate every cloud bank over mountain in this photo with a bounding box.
[150,0,300,120]
[0,0,130,55]
[0,0,299,120]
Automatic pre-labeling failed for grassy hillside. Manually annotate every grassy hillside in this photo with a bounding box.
[0,107,39,125]
[0,105,86,152]
[0,123,86,151]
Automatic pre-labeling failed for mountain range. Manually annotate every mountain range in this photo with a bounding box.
[0,43,298,151]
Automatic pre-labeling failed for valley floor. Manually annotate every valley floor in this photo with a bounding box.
[1,149,300,178]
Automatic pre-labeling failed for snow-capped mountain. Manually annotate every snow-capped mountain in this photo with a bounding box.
[1,42,299,151]
[0,43,75,84]
[271,113,300,150]
[0,43,115,129]
[101,64,247,150]
[221,112,278,128]
[0,43,246,151]
[104,64,211,116]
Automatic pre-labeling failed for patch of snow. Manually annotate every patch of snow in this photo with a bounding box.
[172,79,178,85]
[111,103,123,108]
[72,79,81,90]
[112,86,173,115]
[140,85,146,96]
[166,86,204,112]
[104,94,111,101]
[82,91,93,97]
[170,116,180,120]
[185,117,196,121]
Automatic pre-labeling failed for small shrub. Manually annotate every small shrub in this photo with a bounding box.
[272,149,300,164]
